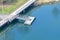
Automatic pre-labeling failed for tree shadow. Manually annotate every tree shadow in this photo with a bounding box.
[53,7,60,17]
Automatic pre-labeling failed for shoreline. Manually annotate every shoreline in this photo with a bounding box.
[35,0,59,6]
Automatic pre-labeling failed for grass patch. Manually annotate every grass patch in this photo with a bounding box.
[0,0,28,14]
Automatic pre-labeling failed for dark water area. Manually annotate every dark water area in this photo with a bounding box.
[0,3,60,40]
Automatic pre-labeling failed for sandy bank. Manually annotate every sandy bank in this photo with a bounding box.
[35,0,59,5]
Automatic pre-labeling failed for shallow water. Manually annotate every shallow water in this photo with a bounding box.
[0,3,60,40]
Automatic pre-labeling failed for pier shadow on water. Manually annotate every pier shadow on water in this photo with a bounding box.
[0,19,18,33]
[17,25,31,34]
[19,3,36,15]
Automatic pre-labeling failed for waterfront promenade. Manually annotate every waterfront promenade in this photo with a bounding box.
[0,0,36,27]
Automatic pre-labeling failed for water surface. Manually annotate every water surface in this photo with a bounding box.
[0,3,60,40]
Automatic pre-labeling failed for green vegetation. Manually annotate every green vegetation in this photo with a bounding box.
[0,0,28,14]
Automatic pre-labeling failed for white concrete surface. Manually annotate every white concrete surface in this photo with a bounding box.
[24,16,35,25]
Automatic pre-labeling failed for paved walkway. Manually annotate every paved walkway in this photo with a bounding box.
[0,14,8,21]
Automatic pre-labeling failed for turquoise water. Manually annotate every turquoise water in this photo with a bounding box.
[0,3,60,40]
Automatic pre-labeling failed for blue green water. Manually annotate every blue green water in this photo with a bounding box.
[0,3,60,40]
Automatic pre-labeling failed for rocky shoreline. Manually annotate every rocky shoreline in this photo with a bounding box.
[35,0,59,6]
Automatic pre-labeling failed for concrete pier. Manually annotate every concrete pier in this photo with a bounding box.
[24,16,35,25]
[16,15,35,25]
